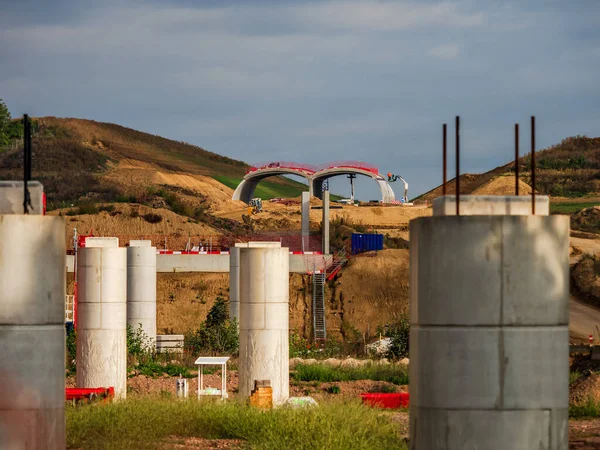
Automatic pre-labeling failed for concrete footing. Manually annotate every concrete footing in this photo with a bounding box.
[76,241,128,399]
[409,214,569,449]
[0,215,66,448]
[238,242,290,406]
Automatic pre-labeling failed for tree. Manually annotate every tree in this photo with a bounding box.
[0,99,11,146]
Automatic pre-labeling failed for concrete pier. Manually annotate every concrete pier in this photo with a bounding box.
[229,246,241,321]
[127,240,157,345]
[322,190,330,255]
[0,215,66,448]
[301,191,310,250]
[238,242,290,406]
[76,240,128,399]
[409,197,569,449]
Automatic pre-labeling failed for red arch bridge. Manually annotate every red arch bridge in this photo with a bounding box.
[232,161,396,203]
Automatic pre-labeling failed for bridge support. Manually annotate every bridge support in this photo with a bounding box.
[409,196,569,449]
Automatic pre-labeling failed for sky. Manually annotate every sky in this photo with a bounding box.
[1,0,600,199]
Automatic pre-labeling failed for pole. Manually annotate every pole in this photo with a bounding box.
[515,123,519,196]
[443,123,447,196]
[455,116,460,216]
[531,116,536,215]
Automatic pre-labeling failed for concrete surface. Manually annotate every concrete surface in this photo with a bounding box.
[433,195,550,216]
[0,180,44,214]
[127,241,157,345]
[410,213,569,450]
[322,190,330,255]
[229,247,240,321]
[238,242,290,406]
[76,246,128,399]
[301,191,310,247]
[0,215,66,449]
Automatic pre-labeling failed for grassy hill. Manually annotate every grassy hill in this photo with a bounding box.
[0,117,308,211]
[415,135,600,215]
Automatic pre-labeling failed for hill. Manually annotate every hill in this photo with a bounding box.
[415,136,600,214]
[0,117,309,211]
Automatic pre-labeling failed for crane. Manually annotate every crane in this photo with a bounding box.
[387,173,408,202]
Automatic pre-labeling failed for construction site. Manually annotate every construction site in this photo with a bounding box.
[3,114,600,449]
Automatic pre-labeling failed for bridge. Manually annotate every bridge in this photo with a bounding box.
[232,161,396,203]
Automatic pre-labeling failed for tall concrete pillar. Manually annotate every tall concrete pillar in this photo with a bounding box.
[77,240,127,399]
[322,190,330,255]
[409,196,569,449]
[238,242,289,405]
[229,246,240,321]
[127,240,157,345]
[301,191,310,250]
[0,215,66,448]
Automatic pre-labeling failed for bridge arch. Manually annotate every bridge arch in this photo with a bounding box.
[311,166,396,203]
[232,166,313,203]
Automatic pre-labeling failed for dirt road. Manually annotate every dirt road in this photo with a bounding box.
[569,236,600,342]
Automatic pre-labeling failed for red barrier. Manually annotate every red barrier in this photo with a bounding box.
[361,392,409,409]
[66,387,114,402]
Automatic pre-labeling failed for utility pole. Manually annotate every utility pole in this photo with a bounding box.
[347,174,356,204]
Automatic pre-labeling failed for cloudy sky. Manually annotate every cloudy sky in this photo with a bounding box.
[1,0,599,199]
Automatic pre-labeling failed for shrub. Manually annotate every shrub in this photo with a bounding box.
[293,363,409,385]
[142,213,163,224]
[76,204,99,215]
[327,384,341,394]
[570,397,600,418]
[185,296,239,355]
[127,324,155,358]
[377,314,410,360]
[368,383,397,393]
[65,324,76,376]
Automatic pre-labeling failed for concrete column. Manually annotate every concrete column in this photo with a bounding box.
[409,197,569,450]
[127,240,157,346]
[0,215,66,448]
[301,191,310,250]
[76,240,127,399]
[322,190,330,255]
[229,246,240,321]
[238,242,289,406]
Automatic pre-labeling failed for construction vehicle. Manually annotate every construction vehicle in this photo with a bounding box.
[387,173,408,202]
[248,197,263,214]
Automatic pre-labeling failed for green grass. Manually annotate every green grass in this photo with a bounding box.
[292,363,409,385]
[213,175,308,200]
[570,371,583,384]
[570,397,600,419]
[66,397,407,450]
[550,201,600,215]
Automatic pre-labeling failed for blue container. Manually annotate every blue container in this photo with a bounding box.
[351,233,384,254]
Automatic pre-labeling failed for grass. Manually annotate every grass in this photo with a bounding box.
[570,371,583,384]
[550,201,600,215]
[292,363,409,385]
[66,397,407,450]
[570,397,600,419]
[213,175,309,200]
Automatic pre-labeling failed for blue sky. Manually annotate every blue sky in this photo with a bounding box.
[1,0,599,199]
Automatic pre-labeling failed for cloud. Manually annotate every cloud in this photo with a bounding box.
[428,43,460,59]
[1,0,600,199]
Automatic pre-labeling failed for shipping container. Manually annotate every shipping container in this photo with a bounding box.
[351,233,384,254]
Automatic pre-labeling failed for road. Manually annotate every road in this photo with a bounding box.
[569,236,600,343]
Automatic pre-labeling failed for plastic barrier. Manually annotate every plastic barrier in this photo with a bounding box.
[360,392,409,409]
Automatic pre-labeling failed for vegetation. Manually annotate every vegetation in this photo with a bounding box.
[570,397,600,419]
[551,201,600,215]
[292,363,409,385]
[66,397,407,450]
[185,296,239,355]
[213,174,310,200]
[377,314,410,360]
